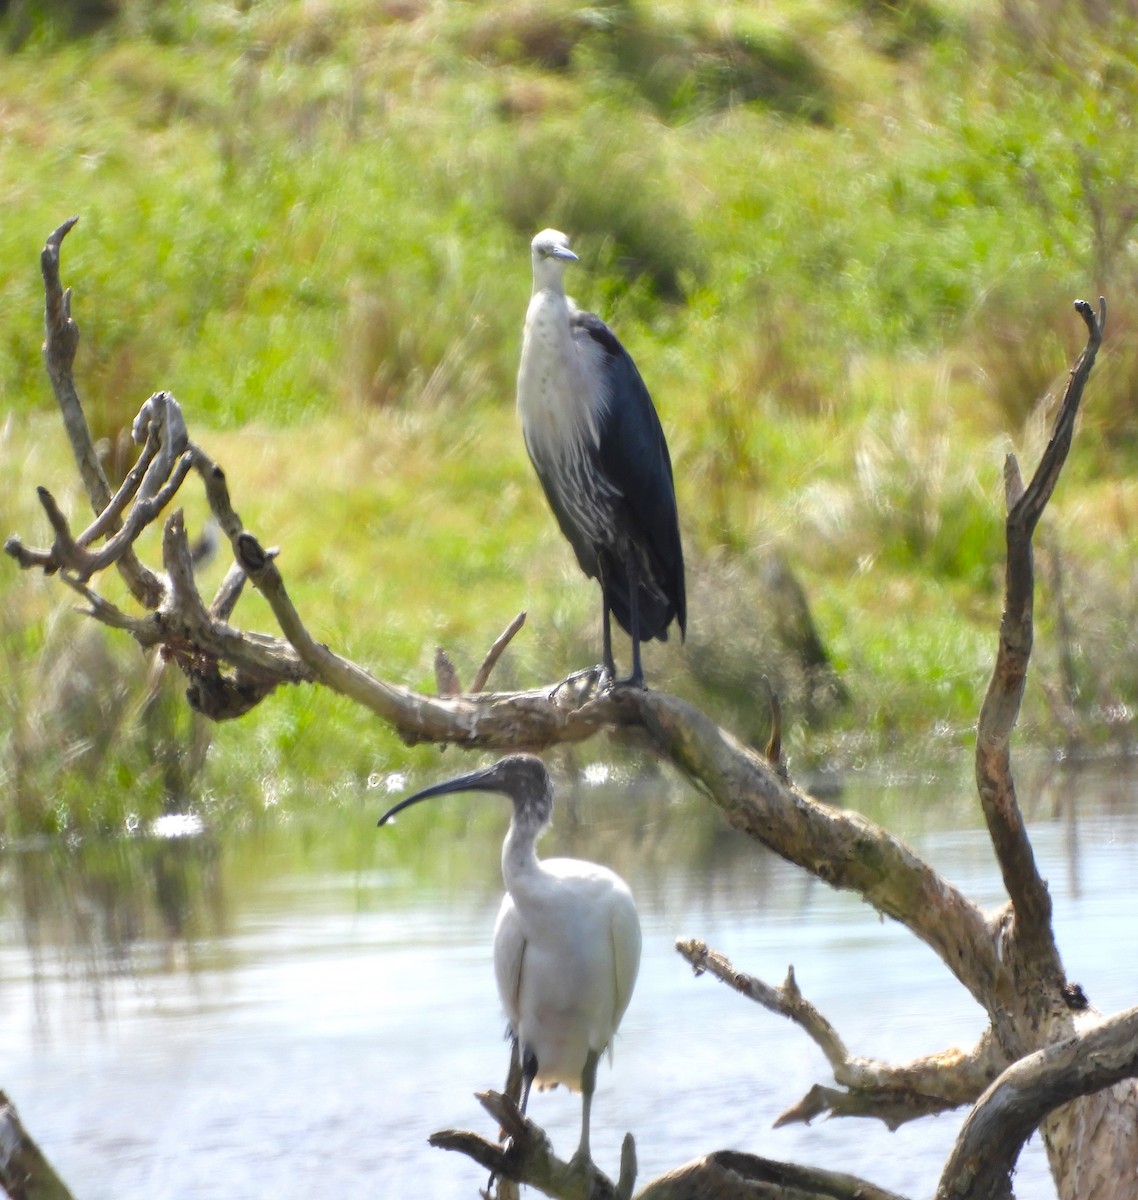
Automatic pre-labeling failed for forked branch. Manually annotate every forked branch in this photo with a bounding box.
[936,1005,1138,1200]
[7,222,1134,1200]
[975,298,1106,999]
[39,217,165,607]
[676,939,1003,1130]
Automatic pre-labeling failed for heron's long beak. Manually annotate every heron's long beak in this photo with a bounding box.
[550,246,578,263]
[377,764,505,826]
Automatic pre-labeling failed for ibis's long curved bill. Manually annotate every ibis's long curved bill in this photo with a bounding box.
[377,763,506,827]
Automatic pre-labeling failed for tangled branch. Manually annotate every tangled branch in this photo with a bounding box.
[5,220,1134,1200]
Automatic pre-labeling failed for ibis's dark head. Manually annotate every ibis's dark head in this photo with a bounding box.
[377,754,554,830]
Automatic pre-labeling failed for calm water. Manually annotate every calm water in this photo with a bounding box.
[2,757,1137,1200]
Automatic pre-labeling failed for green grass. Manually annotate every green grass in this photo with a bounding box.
[5,0,1138,835]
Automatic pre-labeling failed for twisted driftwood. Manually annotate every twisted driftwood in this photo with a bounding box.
[6,220,1137,1200]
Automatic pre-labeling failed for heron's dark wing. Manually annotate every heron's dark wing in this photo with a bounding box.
[571,309,686,639]
[520,425,604,586]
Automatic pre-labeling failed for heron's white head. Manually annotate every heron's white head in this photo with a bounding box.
[530,229,577,293]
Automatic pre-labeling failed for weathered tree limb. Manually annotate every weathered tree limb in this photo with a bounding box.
[8,225,1137,1200]
[965,299,1138,1199]
[433,1093,902,1200]
[429,1090,635,1200]
[434,613,526,697]
[0,1091,76,1200]
[936,1006,1138,1200]
[975,297,1105,999]
[639,692,1001,1007]
[435,647,462,696]
[634,1152,909,1200]
[471,611,528,693]
[39,217,165,608]
[676,939,1004,1129]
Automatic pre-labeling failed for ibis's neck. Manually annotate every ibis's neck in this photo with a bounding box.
[501,807,546,896]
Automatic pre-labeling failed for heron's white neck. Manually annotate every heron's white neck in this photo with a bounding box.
[531,255,568,296]
[517,285,600,457]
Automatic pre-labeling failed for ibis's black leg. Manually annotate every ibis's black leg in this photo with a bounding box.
[572,1048,602,1166]
[503,1035,524,1110]
[489,1041,523,1190]
[519,1045,539,1117]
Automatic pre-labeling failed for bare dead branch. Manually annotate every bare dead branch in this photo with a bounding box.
[428,1090,632,1200]
[676,939,1003,1130]
[209,559,252,622]
[227,526,638,745]
[937,1006,1138,1200]
[39,218,165,608]
[0,1090,76,1200]
[761,676,787,780]
[641,693,1002,1009]
[6,384,638,742]
[471,611,527,693]
[975,298,1105,1005]
[435,647,462,696]
[433,613,526,697]
[75,420,161,544]
[635,1150,909,1200]
[677,940,847,1064]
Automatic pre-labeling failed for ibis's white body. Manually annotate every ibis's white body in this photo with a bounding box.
[379,753,642,1167]
[494,854,641,1093]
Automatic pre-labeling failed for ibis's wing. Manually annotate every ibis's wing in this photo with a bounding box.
[570,309,686,639]
[609,887,642,1045]
[493,896,526,1032]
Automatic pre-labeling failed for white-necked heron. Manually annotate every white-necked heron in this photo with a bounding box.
[517,229,686,688]
[378,753,641,1168]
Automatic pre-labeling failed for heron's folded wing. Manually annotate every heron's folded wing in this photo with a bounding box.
[571,310,686,636]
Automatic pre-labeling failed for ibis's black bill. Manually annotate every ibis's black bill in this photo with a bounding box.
[377,762,508,827]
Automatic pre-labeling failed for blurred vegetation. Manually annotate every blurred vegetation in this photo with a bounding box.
[4,0,1138,837]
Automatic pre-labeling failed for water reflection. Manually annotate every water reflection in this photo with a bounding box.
[4,828,225,1030]
[2,759,1137,1199]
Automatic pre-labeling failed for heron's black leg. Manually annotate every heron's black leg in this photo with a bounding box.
[623,555,644,688]
[601,600,618,679]
[597,562,617,680]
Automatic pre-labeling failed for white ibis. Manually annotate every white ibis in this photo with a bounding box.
[517,229,686,688]
[378,753,641,1167]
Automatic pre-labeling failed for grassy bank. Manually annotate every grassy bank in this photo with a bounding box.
[4,0,1138,834]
